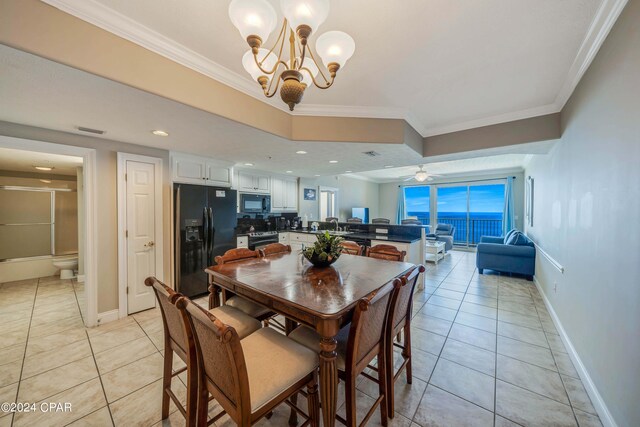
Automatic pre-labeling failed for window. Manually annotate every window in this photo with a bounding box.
[319,187,338,220]
[403,186,430,225]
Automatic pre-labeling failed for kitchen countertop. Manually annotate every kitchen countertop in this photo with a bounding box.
[236,229,421,243]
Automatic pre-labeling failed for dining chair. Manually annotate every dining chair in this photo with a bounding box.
[366,244,407,262]
[258,242,292,257]
[341,240,363,256]
[371,218,391,224]
[346,217,363,223]
[384,265,425,417]
[145,277,261,426]
[211,248,274,321]
[177,297,321,427]
[289,280,397,426]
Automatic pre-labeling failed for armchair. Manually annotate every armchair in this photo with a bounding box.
[427,223,455,251]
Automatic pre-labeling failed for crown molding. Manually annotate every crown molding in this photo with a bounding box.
[554,0,628,110]
[40,0,289,113]
[41,0,626,139]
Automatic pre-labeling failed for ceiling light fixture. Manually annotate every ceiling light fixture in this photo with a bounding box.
[34,166,53,171]
[286,170,293,173]
[229,0,355,111]
[345,170,352,173]
[384,165,394,168]
[244,162,255,166]
[314,174,321,177]
[295,150,307,154]
[152,130,169,136]
[329,160,338,164]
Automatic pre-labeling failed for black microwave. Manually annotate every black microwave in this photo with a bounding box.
[240,193,270,213]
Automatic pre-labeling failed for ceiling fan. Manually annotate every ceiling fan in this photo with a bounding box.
[402,165,442,182]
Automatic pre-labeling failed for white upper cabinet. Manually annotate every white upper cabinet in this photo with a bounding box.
[237,171,270,194]
[171,153,233,187]
[271,176,298,212]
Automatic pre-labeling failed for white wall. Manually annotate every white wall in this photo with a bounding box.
[524,2,639,426]
[378,171,525,229]
[298,175,380,221]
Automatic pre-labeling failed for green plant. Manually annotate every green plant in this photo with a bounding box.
[303,231,344,266]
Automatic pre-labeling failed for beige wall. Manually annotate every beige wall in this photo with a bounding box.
[0,121,171,314]
[297,175,380,222]
[378,172,525,229]
[524,2,639,426]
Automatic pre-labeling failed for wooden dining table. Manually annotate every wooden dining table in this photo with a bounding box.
[205,252,415,427]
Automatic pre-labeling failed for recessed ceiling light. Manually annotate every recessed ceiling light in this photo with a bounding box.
[295,151,307,154]
[329,160,338,164]
[314,174,321,177]
[34,166,53,171]
[40,179,52,184]
[286,170,293,173]
[152,130,169,136]
[244,163,254,166]
[384,165,394,168]
[345,170,352,173]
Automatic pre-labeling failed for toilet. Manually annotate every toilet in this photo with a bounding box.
[52,256,78,279]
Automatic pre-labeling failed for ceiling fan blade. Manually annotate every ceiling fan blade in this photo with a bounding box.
[403,177,415,182]
[428,173,444,177]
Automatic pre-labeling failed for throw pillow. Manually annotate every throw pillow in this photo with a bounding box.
[503,229,517,244]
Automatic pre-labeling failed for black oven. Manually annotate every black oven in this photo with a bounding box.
[247,232,279,251]
[240,193,270,213]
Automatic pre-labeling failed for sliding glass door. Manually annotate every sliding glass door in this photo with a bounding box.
[436,182,505,247]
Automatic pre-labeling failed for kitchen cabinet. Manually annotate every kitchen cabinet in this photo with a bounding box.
[271,177,298,212]
[289,232,316,252]
[172,153,233,187]
[238,171,270,194]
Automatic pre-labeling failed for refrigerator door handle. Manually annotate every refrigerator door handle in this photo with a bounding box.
[175,185,181,291]
[203,206,209,253]
[208,207,214,258]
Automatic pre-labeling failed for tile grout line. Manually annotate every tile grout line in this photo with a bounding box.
[493,271,499,427]
[10,278,40,427]
[84,329,116,427]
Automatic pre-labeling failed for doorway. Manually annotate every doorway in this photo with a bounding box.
[319,186,339,221]
[117,153,164,315]
[0,135,98,326]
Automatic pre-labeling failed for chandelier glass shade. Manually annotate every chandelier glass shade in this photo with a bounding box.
[228,0,355,110]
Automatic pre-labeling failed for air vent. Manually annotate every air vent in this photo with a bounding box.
[77,126,105,135]
[362,151,381,157]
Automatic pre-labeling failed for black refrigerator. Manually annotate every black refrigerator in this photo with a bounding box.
[174,183,237,298]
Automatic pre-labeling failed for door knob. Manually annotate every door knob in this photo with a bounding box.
[145,241,155,247]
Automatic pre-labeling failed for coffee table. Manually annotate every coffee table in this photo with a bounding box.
[425,240,446,264]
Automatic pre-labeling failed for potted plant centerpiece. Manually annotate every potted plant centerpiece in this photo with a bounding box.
[302,231,344,268]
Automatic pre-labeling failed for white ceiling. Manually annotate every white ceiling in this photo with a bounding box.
[0,147,83,176]
[40,0,623,136]
[351,154,530,183]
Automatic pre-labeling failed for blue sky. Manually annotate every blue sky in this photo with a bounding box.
[405,184,505,213]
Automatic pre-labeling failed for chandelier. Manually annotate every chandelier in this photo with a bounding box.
[228,0,355,111]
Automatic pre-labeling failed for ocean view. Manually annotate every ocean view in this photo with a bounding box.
[408,211,504,245]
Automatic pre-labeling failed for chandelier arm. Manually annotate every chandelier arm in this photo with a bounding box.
[304,68,335,89]
[261,21,287,60]
[263,76,282,98]
[298,43,307,70]
[305,47,331,84]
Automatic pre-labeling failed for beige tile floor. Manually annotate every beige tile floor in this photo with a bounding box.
[0,251,603,426]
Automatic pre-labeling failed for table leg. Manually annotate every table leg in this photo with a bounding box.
[319,336,338,427]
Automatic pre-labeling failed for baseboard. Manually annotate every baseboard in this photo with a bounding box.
[96,309,119,325]
[76,274,85,283]
[533,276,618,427]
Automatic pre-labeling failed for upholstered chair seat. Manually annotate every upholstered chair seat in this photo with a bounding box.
[208,305,261,339]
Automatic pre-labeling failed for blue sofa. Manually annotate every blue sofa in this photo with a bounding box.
[476,230,535,279]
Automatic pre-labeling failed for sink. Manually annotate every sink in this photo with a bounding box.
[325,230,352,236]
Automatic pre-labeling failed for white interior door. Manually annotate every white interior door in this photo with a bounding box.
[126,160,157,314]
